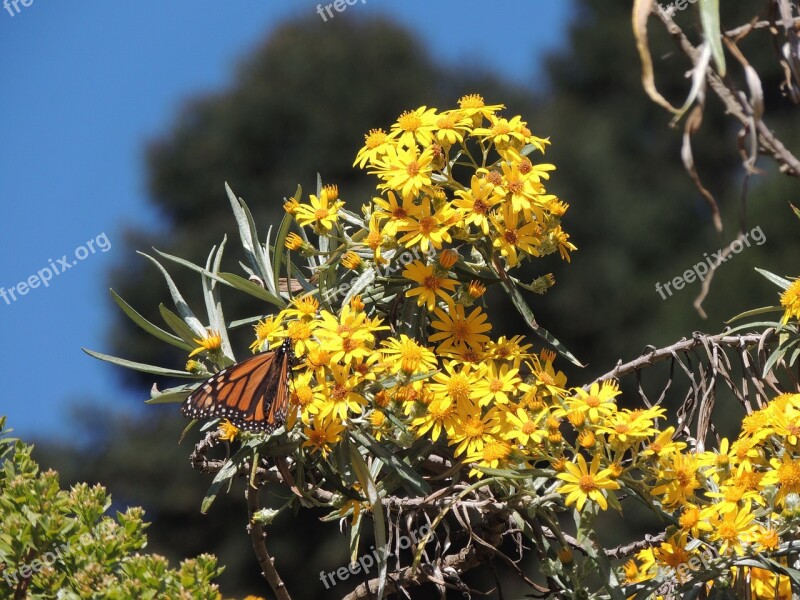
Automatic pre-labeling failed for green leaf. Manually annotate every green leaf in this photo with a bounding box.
[755,267,793,290]
[138,251,206,337]
[146,383,198,404]
[790,202,800,222]
[160,304,201,347]
[82,348,197,378]
[493,261,582,366]
[349,442,388,600]
[217,272,285,307]
[725,304,783,324]
[349,430,430,495]
[225,182,271,289]
[202,240,234,363]
[271,211,294,296]
[698,0,725,76]
[109,289,192,351]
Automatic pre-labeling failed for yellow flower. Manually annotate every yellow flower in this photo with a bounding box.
[354,128,393,168]
[218,419,239,442]
[452,175,504,235]
[403,260,458,310]
[295,188,345,232]
[283,295,319,321]
[341,251,362,270]
[396,196,454,253]
[467,281,486,299]
[779,278,800,324]
[760,452,800,505]
[302,417,346,458]
[651,451,701,509]
[565,380,620,424]
[500,160,543,214]
[639,427,686,460]
[189,329,222,357]
[466,437,512,477]
[285,319,317,357]
[437,248,459,269]
[411,397,456,442]
[594,407,661,449]
[501,407,544,446]
[429,303,492,353]
[677,503,713,538]
[471,114,529,155]
[285,232,305,251]
[249,316,282,353]
[380,334,437,375]
[315,306,384,365]
[388,106,438,148]
[557,453,620,511]
[490,204,542,267]
[369,144,434,200]
[457,94,504,126]
[707,501,757,555]
[433,109,472,146]
[471,361,524,407]
[429,360,482,409]
[316,363,367,421]
[372,191,415,236]
[747,566,793,599]
[283,197,300,214]
[449,404,496,457]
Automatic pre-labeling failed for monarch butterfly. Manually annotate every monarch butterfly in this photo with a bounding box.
[181,338,295,433]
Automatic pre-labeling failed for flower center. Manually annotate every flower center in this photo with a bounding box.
[578,475,597,493]
[398,112,421,131]
[418,216,435,233]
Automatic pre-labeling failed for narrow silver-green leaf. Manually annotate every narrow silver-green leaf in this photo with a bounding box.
[138,251,206,337]
[755,267,793,290]
[217,272,285,307]
[698,0,725,76]
[349,443,387,600]
[82,348,197,378]
[160,304,201,347]
[225,182,271,286]
[272,212,294,297]
[146,383,198,404]
[202,239,234,363]
[109,289,192,351]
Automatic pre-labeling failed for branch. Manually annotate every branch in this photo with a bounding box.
[584,330,773,388]
[246,484,292,600]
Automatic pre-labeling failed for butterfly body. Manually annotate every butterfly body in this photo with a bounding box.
[181,338,295,433]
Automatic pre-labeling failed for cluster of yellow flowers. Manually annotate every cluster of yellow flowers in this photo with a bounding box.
[187,97,799,598]
[619,392,800,598]
[245,96,579,467]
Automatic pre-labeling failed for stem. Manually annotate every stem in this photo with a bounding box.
[245,483,292,600]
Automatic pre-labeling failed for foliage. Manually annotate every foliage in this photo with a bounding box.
[89,93,800,599]
[0,416,223,599]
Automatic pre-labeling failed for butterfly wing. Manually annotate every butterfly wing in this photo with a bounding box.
[181,340,294,433]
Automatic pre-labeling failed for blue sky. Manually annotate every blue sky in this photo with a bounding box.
[0,0,573,440]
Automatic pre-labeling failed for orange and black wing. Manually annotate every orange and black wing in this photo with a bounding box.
[181,339,294,433]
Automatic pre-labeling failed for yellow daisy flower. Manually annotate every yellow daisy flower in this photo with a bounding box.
[429,303,492,353]
[556,453,620,511]
[779,278,800,324]
[402,260,458,310]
